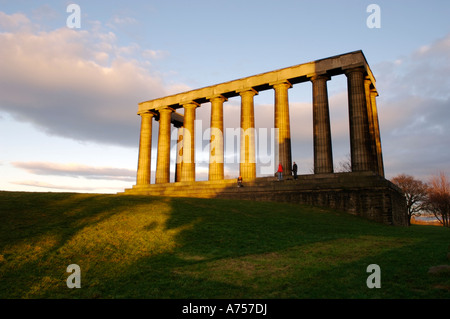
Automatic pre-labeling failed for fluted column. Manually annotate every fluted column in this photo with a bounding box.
[311,75,333,174]
[346,68,373,172]
[273,80,293,177]
[136,111,154,185]
[239,89,257,180]
[155,107,173,184]
[181,102,199,182]
[209,95,226,180]
[175,126,184,182]
[365,78,378,173]
[370,89,385,177]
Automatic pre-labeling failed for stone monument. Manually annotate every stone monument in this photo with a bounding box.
[122,51,408,226]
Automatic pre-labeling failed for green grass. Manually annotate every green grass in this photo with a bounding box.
[0,191,449,299]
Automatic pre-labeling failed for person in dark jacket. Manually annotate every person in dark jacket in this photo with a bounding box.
[292,162,298,180]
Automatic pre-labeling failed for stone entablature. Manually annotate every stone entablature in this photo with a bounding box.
[138,50,376,113]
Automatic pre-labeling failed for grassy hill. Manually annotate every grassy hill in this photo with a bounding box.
[0,191,449,299]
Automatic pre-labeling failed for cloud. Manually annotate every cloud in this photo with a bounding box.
[12,162,136,182]
[142,49,170,60]
[0,11,33,31]
[109,15,138,26]
[31,4,60,25]
[0,11,178,147]
[374,33,450,180]
[376,35,450,101]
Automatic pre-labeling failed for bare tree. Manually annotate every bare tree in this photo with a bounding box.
[391,174,428,226]
[425,172,450,228]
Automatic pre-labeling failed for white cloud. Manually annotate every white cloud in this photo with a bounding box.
[0,11,177,147]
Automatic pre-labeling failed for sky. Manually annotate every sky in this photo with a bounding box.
[0,0,449,193]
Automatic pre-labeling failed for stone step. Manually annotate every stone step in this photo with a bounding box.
[121,172,393,197]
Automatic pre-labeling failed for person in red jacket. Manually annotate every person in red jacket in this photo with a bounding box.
[277,163,283,181]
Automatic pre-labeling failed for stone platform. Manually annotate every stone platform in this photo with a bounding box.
[121,172,408,226]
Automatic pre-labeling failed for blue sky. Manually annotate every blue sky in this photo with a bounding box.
[0,0,449,193]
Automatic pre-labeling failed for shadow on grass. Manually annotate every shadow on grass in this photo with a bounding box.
[0,192,165,298]
[0,191,448,299]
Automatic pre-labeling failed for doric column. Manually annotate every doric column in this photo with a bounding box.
[370,89,385,177]
[239,88,258,180]
[209,95,226,180]
[175,126,184,182]
[136,111,154,185]
[272,80,293,177]
[345,68,374,172]
[155,107,173,184]
[311,75,333,174]
[181,102,199,182]
[365,78,378,173]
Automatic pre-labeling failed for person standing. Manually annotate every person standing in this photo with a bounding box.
[292,162,298,180]
[237,175,243,187]
[277,163,283,181]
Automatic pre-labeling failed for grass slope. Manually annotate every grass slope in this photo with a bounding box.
[0,191,449,299]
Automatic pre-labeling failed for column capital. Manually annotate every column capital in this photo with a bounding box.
[364,77,374,87]
[237,88,258,96]
[344,67,366,76]
[364,76,377,92]
[137,110,156,117]
[207,94,228,102]
[309,74,331,82]
[159,107,174,112]
[155,107,174,122]
[270,80,292,89]
[182,101,200,109]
